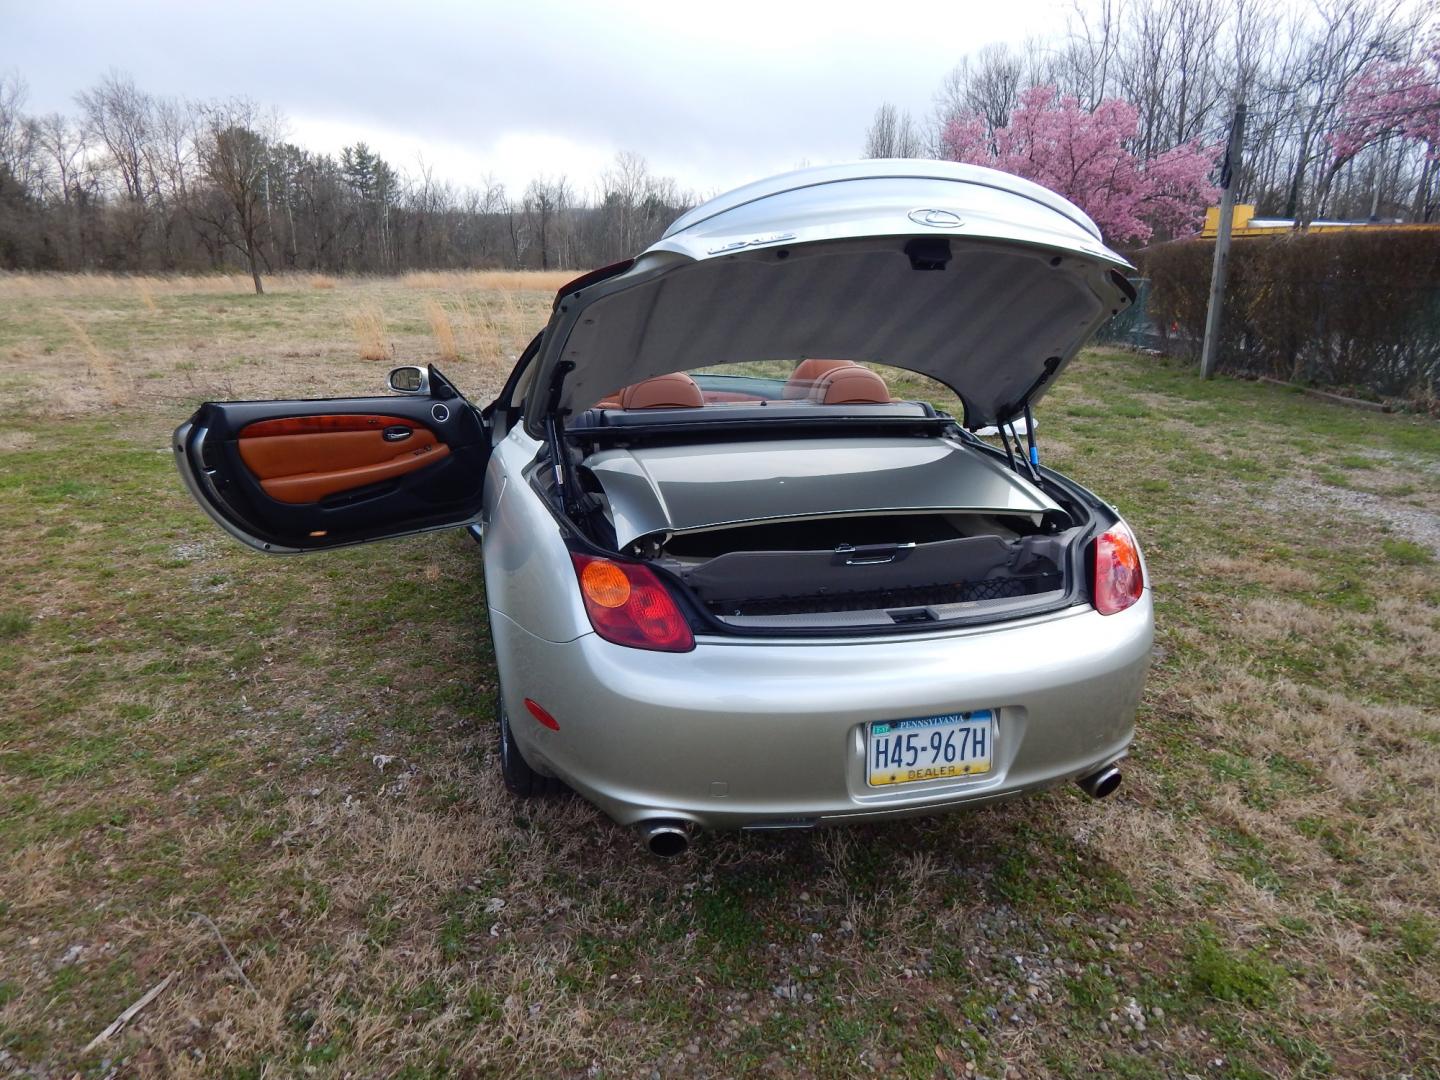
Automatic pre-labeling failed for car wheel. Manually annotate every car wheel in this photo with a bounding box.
[496,690,568,798]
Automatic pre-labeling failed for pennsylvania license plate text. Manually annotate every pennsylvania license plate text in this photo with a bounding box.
[866,710,994,787]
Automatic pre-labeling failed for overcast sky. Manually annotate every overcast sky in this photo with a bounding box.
[3,0,1068,198]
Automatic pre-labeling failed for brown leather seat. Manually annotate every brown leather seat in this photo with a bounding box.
[617,372,705,409]
[813,365,891,405]
[782,358,858,399]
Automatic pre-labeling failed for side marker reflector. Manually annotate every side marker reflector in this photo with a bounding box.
[524,698,559,731]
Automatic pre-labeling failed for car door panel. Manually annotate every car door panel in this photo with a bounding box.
[175,381,488,553]
[236,415,447,504]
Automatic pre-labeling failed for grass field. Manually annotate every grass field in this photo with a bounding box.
[1,271,1438,1079]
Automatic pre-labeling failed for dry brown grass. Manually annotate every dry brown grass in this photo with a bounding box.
[400,269,574,293]
[350,305,389,362]
[0,269,571,300]
[0,272,292,298]
[1195,554,1323,592]
[457,296,503,363]
[134,279,159,312]
[58,312,128,407]
[2,279,1437,1078]
[423,299,459,362]
[0,271,559,415]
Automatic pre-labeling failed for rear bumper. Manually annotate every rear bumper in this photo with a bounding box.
[491,593,1153,831]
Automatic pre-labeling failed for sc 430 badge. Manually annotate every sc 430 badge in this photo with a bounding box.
[707,232,797,255]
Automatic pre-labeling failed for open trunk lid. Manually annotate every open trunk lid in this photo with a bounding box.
[526,160,1133,431]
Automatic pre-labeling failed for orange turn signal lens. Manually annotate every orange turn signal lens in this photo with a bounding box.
[571,553,695,652]
[580,558,631,608]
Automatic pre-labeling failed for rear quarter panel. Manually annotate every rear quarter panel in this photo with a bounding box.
[481,430,591,643]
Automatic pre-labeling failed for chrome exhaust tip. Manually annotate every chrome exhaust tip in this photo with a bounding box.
[638,819,692,858]
[1077,765,1123,800]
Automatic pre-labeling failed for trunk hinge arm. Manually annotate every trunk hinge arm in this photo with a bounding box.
[1000,423,1019,473]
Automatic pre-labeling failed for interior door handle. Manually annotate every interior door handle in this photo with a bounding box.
[382,426,413,442]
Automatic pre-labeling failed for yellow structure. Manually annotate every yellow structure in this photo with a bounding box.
[1200,204,1437,237]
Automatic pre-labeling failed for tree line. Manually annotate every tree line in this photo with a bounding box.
[0,71,692,290]
[864,0,1440,242]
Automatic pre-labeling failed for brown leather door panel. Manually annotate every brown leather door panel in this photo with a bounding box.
[258,443,451,503]
[238,414,449,505]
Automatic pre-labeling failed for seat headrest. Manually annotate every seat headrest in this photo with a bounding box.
[783,358,858,399]
[815,366,891,405]
[617,373,705,409]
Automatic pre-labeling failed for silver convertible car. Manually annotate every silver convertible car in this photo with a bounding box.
[175,162,1152,856]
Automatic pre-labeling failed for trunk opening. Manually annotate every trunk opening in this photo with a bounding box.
[537,427,1102,636]
[648,512,1080,629]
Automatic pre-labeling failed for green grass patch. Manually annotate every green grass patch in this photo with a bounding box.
[1183,926,1287,1007]
[1379,538,1433,565]
[0,611,32,640]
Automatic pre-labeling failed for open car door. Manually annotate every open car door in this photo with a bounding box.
[173,364,489,553]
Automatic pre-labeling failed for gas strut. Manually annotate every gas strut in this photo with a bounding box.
[1023,402,1041,481]
[1002,417,1040,485]
[543,361,579,517]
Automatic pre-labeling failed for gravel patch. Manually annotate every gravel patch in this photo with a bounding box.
[1267,474,1440,558]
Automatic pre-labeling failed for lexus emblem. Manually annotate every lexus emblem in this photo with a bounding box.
[908,208,963,228]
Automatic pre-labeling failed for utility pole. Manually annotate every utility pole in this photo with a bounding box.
[1200,101,1247,380]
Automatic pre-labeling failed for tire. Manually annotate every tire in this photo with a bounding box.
[496,690,568,798]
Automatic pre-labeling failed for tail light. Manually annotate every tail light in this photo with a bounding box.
[571,554,695,652]
[1093,523,1144,615]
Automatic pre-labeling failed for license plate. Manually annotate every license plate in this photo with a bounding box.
[866,710,994,787]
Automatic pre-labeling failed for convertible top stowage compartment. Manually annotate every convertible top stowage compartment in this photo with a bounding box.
[584,435,1062,550]
[578,434,1081,631]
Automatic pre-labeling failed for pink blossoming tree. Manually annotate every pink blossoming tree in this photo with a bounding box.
[1329,28,1440,170]
[941,86,1218,245]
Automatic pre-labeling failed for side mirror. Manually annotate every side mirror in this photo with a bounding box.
[388,366,429,395]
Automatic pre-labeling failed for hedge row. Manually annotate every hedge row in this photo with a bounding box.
[1136,228,1440,402]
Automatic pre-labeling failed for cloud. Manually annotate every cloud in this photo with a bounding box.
[5,0,1061,193]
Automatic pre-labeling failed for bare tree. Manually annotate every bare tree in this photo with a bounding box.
[590,152,684,262]
[76,71,153,202]
[193,98,277,293]
[146,97,194,205]
[1055,0,1125,108]
[1113,0,1227,158]
[864,103,924,158]
[0,71,44,192]
[504,190,527,269]
[597,151,649,258]
[523,175,570,270]
[1271,0,1413,218]
[930,44,1032,152]
[3,64,699,274]
[35,113,85,205]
